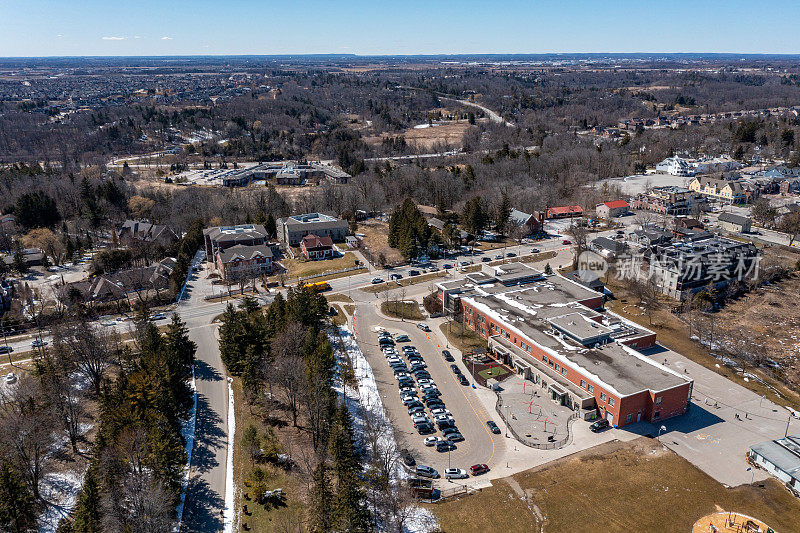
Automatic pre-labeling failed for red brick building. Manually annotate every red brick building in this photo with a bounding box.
[215,244,273,282]
[300,234,334,260]
[437,262,692,427]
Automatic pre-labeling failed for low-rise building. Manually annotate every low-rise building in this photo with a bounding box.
[437,262,693,428]
[633,186,704,216]
[656,156,695,176]
[508,208,542,234]
[203,224,269,259]
[748,434,800,495]
[595,200,630,219]
[300,234,334,260]
[545,205,583,219]
[688,176,756,204]
[717,212,752,233]
[216,244,273,282]
[277,213,349,246]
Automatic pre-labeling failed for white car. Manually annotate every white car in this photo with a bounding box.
[434,414,454,423]
[430,408,451,417]
[444,468,468,479]
[416,323,431,332]
[4,372,17,385]
[417,378,433,386]
[424,436,440,447]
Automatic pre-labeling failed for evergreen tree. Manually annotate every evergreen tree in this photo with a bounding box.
[71,469,101,533]
[309,462,333,533]
[330,404,370,531]
[11,239,27,275]
[0,461,37,533]
[544,263,553,275]
[494,192,512,235]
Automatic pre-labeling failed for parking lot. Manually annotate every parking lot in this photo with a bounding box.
[353,313,501,483]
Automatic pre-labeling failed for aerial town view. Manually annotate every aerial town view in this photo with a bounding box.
[3,2,800,532]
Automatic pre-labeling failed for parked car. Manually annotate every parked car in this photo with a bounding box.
[371,277,384,284]
[458,375,470,386]
[31,339,48,348]
[416,323,430,332]
[400,449,416,468]
[444,432,464,443]
[424,436,439,447]
[486,420,501,434]
[589,419,610,432]
[415,465,439,479]
[0,346,13,355]
[436,440,456,452]
[417,423,435,435]
[4,372,17,385]
[442,263,452,269]
[449,364,461,374]
[470,464,490,476]
[444,468,468,480]
[389,273,403,281]
[494,254,503,260]
[441,350,454,362]
[562,239,572,245]
[409,270,420,276]
[506,252,516,257]
[530,247,540,253]
[481,257,491,262]
[150,312,167,320]
[395,334,410,342]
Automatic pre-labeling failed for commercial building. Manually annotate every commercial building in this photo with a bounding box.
[648,234,759,299]
[545,205,583,219]
[656,156,695,177]
[633,186,704,216]
[508,208,542,234]
[203,224,270,259]
[717,212,752,233]
[748,434,800,495]
[595,200,630,219]
[436,262,693,427]
[688,176,757,204]
[215,244,273,282]
[276,213,349,246]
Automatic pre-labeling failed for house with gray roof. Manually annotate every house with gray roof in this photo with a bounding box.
[748,434,800,495]
[276,213,349,246]
[717,212,752,233]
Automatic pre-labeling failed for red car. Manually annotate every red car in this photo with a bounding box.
[470,463,490,476]
[562,239,572,245]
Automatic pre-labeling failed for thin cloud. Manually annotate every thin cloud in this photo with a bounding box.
[134,36,142,39]
[160,36,173,40]
[102,36,125,41]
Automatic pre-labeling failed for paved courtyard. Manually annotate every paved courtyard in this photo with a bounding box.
[497,380,576,447]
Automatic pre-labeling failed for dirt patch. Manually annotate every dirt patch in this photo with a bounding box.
[363,120,474,151]
[357,220,404,266]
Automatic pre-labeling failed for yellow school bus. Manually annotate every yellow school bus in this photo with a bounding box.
[305,280,331,293]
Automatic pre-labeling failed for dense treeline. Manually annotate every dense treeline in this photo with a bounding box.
[388,199,435,259]
[59,314,196,532]
[219,288,371,530]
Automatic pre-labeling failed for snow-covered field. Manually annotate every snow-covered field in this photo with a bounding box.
[331,325,438,533]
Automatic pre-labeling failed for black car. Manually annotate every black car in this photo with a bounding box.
[400,449,416,468]
[441,350,454,362]
[486,420,501,434]
[0,346,12,355]
[425,399,445,409]
[408,270,420,276]
[481,257,490,262]
[436,419,455,430]
[417,423,435,435]
[590,419,610,432]
[458,375,470,386]
[436,440,456,452]
[450,364,462,374]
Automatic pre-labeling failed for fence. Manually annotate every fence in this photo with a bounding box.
[495,393,579,450]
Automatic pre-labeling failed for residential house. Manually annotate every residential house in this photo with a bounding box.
[595,200,630,219]
[276,213,349,246]
[717,212,752,233]
[748,434,800,495]
[566,269,606,294]
[656,156,695,177]
[589,237,627,259]
[508,208,542,235]
[300,234,334,260]
[117,220,178,248]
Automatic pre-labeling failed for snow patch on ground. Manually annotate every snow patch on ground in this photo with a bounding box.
[222,376,236,533]
[38,469,85,533]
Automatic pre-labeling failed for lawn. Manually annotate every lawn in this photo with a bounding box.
[380,301,424,321]
[325,294,354,303]
[430,438,800,533]
[357,220,404,265]
[279,251,360,280]
[361,271,445,293]
[478,366,510,381]
[438,321,487,355]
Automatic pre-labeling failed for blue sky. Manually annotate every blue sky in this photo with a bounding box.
[1,0,798,56]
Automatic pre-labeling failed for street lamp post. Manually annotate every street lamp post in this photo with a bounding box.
[657,424,667,443]
[1,319,10,367]
[505,405,510,438]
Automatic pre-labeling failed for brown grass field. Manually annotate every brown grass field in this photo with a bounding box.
[430,438,800,533]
